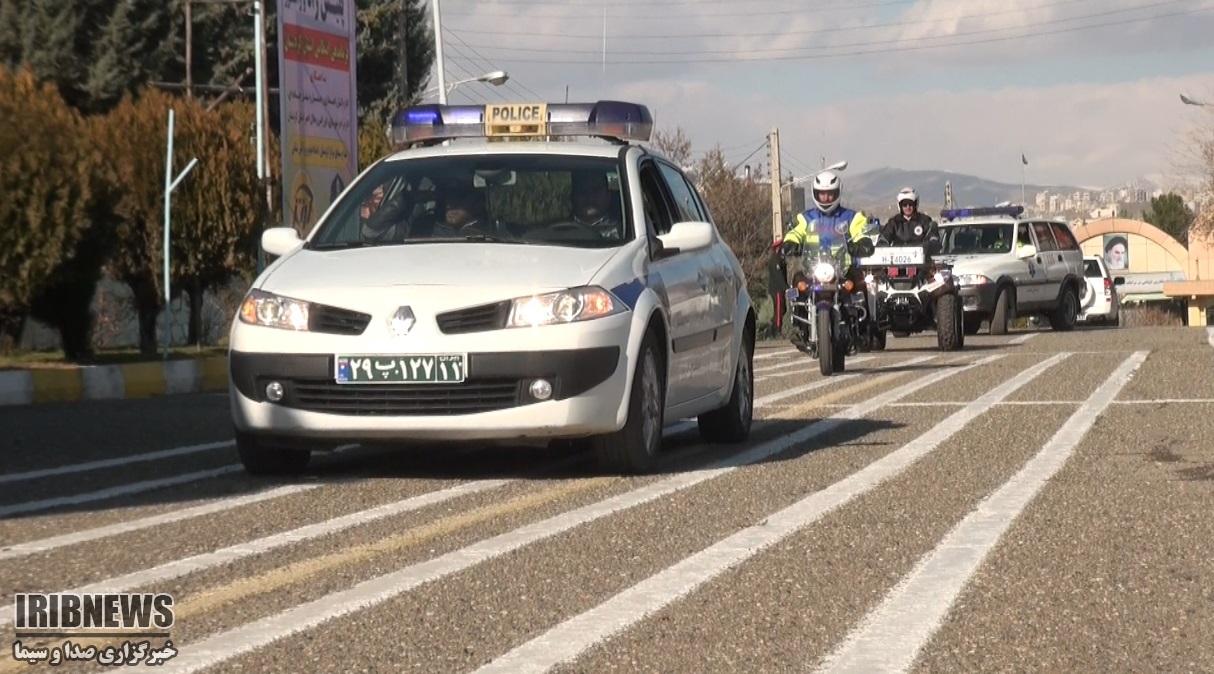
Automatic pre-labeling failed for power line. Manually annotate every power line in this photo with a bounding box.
[440,4,1210,64]
[443,0,1104,40]
[442,28,545,101]
[441,0,916,19]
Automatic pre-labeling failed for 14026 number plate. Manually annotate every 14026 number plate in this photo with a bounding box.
[335,354,467,384]
[855,246,926,266]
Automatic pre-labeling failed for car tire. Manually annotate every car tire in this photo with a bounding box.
[872,328,887,351]
[1048,284,1079,331]
[235,430,312,477]
[936,293,963,351]
[989,288,1011,335]
[594,330,665,475]
[697,330,754,444]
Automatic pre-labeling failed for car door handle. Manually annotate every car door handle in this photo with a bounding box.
[1036,257,1043,263]
[1056,254,1063,262]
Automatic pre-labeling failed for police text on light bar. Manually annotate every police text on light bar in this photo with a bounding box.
[391,100,654,146]
[940,205,1025,220]
[13,593,174,636]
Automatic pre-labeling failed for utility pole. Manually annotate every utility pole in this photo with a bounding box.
[768,128,783,241]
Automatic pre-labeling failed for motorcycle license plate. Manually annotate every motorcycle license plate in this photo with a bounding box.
[856,247,925,266]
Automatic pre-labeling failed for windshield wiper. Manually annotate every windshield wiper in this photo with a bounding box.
[421,234,525,244]
[308,240,378,250]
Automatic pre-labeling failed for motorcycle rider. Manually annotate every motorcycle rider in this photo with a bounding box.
[779,169,871,285]
[878,187,941,253]
[779,169,873,350]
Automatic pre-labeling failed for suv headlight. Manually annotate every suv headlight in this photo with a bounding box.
[508,286,626,328]
[955,274,990,286]
[239,289,311,331]
[812,262,836,284]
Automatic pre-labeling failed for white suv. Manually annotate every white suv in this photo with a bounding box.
[1078,255,1124,325]
[933,206,1086,335]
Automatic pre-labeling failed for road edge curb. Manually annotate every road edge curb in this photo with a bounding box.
[0,356,229,407]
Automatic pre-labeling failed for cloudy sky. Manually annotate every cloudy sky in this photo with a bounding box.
[428,0,1214,190]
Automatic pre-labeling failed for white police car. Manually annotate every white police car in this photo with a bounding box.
[229,100,756,476]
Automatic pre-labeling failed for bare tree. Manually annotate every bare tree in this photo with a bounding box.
[695,146,772,301]
[650,125,693,167]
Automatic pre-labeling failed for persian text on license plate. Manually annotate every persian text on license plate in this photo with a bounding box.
[335,354,467,384]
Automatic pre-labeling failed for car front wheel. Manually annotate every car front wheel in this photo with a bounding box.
[594,330,665,475]
[235,430,312,476]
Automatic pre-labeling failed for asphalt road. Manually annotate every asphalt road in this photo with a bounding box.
[2,325,1213,673]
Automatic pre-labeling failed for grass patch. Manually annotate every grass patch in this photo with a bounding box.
[0,345,228,371]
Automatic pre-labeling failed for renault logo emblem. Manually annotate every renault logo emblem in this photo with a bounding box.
[389,306,416,337]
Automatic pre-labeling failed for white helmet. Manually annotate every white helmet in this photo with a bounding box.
[897,187,919,208]
[812,170,841,214]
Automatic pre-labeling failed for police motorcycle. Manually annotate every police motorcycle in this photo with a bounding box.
[783,232,878,376]
[851,235,965,352]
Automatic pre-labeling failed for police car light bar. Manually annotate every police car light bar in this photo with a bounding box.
[390,100,654,146]
[940,205,1024,220]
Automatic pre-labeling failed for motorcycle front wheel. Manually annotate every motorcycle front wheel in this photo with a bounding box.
[817,307,844,376]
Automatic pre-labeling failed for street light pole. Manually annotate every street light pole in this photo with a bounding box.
[431,0,448,105]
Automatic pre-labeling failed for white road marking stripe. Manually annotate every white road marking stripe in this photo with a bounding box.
[0,441,234,485]
[665,355,937,436]
[1009,332,1039,344]
[813,350,1148,674]
[1207,326,1214,348]
[0,484,320,561]
[473,354,1068,674]
[149,355,1003,674]
[752,347,797,360]
[0,479,511,630]
[0,465,243,519]
[754,355,875,379]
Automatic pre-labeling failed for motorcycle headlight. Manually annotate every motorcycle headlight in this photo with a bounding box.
[812,261,836,284]
[508,285,626,328]
[239,289,311,331]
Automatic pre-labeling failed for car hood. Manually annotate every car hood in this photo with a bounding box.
[263,243,623,294]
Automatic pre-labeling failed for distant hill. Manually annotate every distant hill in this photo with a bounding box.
[841,167,1089,213]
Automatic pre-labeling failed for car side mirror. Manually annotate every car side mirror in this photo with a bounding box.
[1113,276,1125,286]
[262,227,304,257]
[1017,244,1037,259]
[656,221,714,258]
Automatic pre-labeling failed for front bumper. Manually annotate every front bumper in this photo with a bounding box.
[229,346,626,442]
[958,282,999,314]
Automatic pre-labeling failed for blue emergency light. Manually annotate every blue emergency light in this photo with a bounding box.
[939,205,1024,220]
[390,100,654,147]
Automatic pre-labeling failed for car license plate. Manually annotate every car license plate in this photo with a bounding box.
[334,354,467,384]
[857,247,926,266]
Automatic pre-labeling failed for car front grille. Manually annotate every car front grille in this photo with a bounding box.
[283,378,525,416]
[435,301,511,334]
[309,305,372,335]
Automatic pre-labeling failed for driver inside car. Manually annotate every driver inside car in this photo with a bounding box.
[432,179,500,238]
[570,169,622,239]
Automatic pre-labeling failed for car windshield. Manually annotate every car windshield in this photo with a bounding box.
[1084,259,1103,277]
[306,154,630,249]
[939,223,1015,255]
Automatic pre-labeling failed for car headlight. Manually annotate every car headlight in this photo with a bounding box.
[955,274,990,286]
[812,262,836,284]
[507,286,626,328]
[239,289,311,331]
